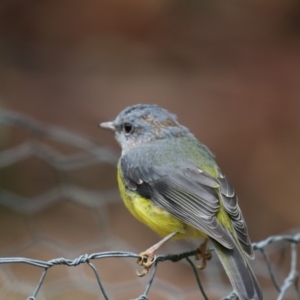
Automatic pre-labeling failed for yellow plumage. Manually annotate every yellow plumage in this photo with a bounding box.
[117,167,207,240]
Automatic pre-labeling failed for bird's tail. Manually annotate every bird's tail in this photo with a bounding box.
[210,238,263,300]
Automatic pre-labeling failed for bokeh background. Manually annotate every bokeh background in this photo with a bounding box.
[0,1,300,299]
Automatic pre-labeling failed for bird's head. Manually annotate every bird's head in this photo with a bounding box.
[100,104,192,151]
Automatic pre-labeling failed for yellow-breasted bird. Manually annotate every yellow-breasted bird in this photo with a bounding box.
[100,104,263,300]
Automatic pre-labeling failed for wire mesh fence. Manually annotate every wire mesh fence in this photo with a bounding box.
[0,108,119,213]
[0,108,299,300]
[0,233,299,300]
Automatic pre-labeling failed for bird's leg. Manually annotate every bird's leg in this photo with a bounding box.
[136,231,178,277]
[195,239,212,269]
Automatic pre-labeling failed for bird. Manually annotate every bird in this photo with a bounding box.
[100,104,263,300]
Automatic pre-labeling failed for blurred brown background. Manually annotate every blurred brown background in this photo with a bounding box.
[0,1,300,299]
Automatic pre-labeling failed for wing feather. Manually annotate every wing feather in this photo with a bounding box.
[218,172,254,258]
[121,156,234,249]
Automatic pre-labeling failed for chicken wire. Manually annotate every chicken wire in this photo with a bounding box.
[0,108,299,300]
[0,234,299,300]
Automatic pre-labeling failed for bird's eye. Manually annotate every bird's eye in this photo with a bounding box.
[123,123,133,135]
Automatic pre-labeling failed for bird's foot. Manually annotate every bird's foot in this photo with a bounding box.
[195,239,212,269]
[135,231,178,277]
[136,251,157,277]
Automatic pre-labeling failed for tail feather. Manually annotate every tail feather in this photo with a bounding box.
[210,238,263,300]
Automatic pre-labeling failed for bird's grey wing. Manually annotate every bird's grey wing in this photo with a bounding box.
[120,157,234,249]
[218,171,254,258]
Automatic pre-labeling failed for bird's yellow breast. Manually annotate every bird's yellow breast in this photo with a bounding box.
[117,168,207,240]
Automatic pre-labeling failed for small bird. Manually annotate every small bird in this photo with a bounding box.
[100,104,263,300]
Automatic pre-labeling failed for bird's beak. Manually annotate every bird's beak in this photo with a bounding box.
[99,121,115,131]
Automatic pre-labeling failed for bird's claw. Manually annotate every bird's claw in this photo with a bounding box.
[195,240,212,269]
[195,249,212,269]
[136,253,157,277]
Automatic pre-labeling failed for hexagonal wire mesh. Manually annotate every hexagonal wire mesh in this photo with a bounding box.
[0,109,299,300]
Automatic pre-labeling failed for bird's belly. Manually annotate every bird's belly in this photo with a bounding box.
[118,173,206,239]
